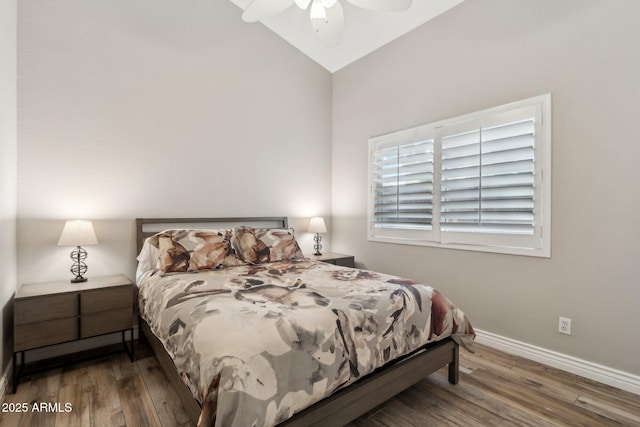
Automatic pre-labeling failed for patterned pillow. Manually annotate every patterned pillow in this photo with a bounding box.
[153,229,244,274]
[232,226,304,264]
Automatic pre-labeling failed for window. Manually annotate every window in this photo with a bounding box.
[368,94,551,257]
[370,128,435,242]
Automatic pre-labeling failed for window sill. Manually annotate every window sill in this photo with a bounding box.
[368,235,550,258]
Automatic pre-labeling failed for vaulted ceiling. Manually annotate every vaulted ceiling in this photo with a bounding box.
[229,0,464,72]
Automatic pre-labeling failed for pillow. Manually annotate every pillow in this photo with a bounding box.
[232,226,304,264]
[136,237,160,284]
[152,229,244,274]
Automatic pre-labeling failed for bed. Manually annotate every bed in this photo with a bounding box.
[135,217,474,427]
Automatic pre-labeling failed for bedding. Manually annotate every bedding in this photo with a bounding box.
[138,250,475,427]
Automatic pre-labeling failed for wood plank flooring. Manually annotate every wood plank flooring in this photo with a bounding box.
[2,341,639,426]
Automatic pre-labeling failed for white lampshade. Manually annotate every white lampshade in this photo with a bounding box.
[57,220,98,247]
[308,217,327,234]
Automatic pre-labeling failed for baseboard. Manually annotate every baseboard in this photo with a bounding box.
[474,329,640,396]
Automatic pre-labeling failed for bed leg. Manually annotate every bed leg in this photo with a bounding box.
[448,343,459,384]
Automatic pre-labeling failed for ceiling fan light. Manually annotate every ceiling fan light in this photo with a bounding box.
[321,0,337,8]
[310,0,327,21]
[295,0,312,10]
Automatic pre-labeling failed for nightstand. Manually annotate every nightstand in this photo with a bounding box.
[13,274,135,392]
[312,252,355,268]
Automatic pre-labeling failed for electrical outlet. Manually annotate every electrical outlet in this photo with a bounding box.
[559,317,571,335]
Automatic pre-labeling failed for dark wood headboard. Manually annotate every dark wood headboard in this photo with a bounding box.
[135,217,289,254]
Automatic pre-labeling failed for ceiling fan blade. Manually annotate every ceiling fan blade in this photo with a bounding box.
[347,0,412,12]
[242,0,295,23]
[311,1,344,47]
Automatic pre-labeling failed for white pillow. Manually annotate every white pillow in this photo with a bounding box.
[136,236,159,284]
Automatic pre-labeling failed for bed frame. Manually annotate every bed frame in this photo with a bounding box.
[135,217,459,426]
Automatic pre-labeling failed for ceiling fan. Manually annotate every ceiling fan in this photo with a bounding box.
[242,0,412,46]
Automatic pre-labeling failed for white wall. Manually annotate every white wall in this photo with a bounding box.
[17,0,333,284]
[0,0,18,380]
[332,0,640,375]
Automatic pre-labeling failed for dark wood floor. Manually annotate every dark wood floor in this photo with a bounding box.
[2,341,639,426]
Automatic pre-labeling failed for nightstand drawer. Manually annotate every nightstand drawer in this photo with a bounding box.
[81,308,133,338]
[82,286,133,314]
[15,318,78,351]
[314,253,355,268]
[14,294,78,325]
[332,257,355,267]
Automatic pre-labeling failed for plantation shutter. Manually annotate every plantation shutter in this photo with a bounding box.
[440,118,536,235]
[372,139,434,229]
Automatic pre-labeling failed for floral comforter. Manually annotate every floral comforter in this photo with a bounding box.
[138,259,474,427]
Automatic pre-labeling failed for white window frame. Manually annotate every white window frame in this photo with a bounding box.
[368,94,551,257]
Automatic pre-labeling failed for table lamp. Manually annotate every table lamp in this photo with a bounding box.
[57,220,98,283]
[308,217,327,256]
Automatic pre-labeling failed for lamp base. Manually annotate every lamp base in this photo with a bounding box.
[313,233,323,256]
[69,246,89,284]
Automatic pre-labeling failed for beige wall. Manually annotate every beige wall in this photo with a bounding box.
[17,0,333,284]
[332,0,640,375]
[0,0,18,377]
